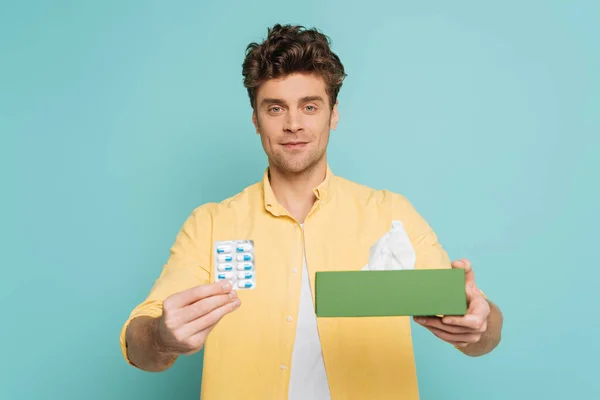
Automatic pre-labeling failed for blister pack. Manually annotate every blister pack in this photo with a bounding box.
[213,240,255,289]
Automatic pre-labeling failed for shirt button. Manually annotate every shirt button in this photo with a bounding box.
[292,268,298,274]
[280,364,287,370]
[287,316,293,322]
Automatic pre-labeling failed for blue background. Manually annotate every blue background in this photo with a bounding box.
[1,1,598,399]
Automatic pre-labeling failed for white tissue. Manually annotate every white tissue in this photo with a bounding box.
[361,221,416,271]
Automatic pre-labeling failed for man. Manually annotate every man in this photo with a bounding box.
[120,23,503,399]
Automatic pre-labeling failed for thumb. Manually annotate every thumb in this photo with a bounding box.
[467,281,478,298]
[466,279,483,303]
[453,259,475,287]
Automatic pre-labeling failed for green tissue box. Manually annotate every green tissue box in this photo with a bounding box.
[315,269,467,317]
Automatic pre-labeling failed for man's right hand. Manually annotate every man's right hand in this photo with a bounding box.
[155,281,241,356]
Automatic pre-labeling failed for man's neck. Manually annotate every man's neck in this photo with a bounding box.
[268,157,327,223]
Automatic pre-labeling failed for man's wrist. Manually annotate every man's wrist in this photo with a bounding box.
[151,317,177,359]
[455,300,501,356]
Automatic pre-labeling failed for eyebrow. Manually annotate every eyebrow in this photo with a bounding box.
[260,96,325,107]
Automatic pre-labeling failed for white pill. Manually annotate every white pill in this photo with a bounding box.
[237,271,253,280]
[217,254,233,262]
[216,245,232,254]
[237,280,253,289]
[217,272,232,280]
[217,263,233,272]
[236,243,253,252]
[236,262,253,271]
[236,253,253,262]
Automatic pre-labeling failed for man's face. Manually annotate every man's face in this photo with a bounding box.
[252,73,339,174]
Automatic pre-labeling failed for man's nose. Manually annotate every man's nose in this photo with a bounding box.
[283,110,303,133]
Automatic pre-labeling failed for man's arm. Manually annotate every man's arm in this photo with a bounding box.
[414,260,504,356]
[391,194,504,356]
[125,281,240,372]
[120,206,215,369]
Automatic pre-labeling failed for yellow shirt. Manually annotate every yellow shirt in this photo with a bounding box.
[120,165,452,399]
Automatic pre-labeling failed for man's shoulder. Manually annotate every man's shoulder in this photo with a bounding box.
[188,181,263,217]
[332,175,431,232]
[332,175,410,206]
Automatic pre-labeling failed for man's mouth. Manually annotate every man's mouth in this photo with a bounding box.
[281,141,309,150]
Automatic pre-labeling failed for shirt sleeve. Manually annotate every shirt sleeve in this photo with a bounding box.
[119,205,214,365]
[392,193,451,270]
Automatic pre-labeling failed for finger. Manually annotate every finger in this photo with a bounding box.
[413,316,440,326]
[452,259,481,303]
[452,342,470,348]
[181,291,238,324]
[427,326,482,345]
[452,258,475,287]
[465,297,490,324]
[468,295,489,314]
[466,281,481,301]
[413,316,476,334]
[183,297,241,337]
[440,313,486,331]
[166,281,233,309]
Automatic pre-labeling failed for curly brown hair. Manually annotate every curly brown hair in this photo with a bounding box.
[242,24,347,110]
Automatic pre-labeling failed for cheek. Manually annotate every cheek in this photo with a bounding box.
[258,120,281,147]
[312,116,331,140]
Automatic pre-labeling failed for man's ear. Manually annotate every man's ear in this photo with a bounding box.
[330,101,339,130]
[252,111,260,134]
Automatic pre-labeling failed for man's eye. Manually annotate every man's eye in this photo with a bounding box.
[306,105,316,112]
[270,107,281,113]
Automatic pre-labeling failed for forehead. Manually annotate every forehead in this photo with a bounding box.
[256,73,328,103]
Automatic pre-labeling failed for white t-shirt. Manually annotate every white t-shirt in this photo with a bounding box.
[288,226,331,399]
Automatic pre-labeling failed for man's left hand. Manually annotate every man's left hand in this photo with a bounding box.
[413,259,490,348]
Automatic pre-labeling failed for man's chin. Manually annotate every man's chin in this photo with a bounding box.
[273,158,313,174]
[269,151,326,174]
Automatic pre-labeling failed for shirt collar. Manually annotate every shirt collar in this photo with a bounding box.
[262,164,334,216]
